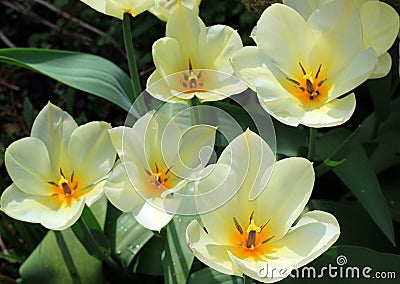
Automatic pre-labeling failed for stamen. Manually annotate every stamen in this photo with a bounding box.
[249,211,254,225]
[299,62,306,76]
[286,77,300,86]
[188,59,193,71]
[165,166,172,175]
[70,171,74,183]
[305,79,314,94]
[48,181,58,186]
[247,230,256,249]
[317,78,327,87]
[145,169,152,176]
[261,235,275,245]
[60,168,65,178]
[259,219,270,232]
[233,217,244,235]
[315,64,322,79]
[62,182,71,195]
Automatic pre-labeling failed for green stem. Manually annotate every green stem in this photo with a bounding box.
[307,127,317,161]
[122,13,141,102]
[189,97,201,125]
[54,231,82,284]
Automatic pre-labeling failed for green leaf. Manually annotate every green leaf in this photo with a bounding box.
[315,126,361,177]
[273,121,307,157]
[114,212,154,267]
[19,229,104,284]
[71,205,111,261]
[133,235,165,276]
[0,48,133,111]
[367,74,393,123]
[281,245,400,283]
[309,200,395,252]
[317,129,395,246]
[359,97,400,174]
[164,216,195,284]
[188,268,242,284]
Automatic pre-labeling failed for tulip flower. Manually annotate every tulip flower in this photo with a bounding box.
[147,6,245,104]
[0,103,116,230]
[231,1,378,127]
[283,0,399,79]
[104,111,216,231]
[80,0,154,19]
[186,130,340,282]
[149,0,202,22]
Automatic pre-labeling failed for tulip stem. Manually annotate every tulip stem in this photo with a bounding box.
[308,127,317,161]
[54,231,82,284]
[123,13,142,102]
[189,97,201,125]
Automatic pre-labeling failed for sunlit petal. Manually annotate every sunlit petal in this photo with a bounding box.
[5,137,53,196]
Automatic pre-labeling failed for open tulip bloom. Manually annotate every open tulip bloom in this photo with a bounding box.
[186,130,340,282]
[80,0,155,19]
[231,1,379,128]
[0,103,116,230]
[283,0,399,79]
[149,0,202,22]
[104,110,216,231]
[147,6,246,104]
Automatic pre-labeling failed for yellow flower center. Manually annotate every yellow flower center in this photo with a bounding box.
[230,211,274,259]
[180,59,207,93]
[48,168,83,207]
[144,163,174,195]
[286,62,328,107]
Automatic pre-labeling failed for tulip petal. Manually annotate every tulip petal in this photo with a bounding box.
[282,0,331,20]
[307,0,363,73]
[299,93,356,128]
[199,25,242,71]
[166,6,204,68]
[254,157,314,240]
[1,184,84,230]
[104,162,144,212]
[370,52,392,79]
[231,46,270,90]
[186,220,242,276]
[195,163,245,243]
[228,251,294,283]
[31,102,77,171]
[270,211,340,268]
[360,1,399,57]
[197,130,275,244]
[68,122,115,186]
[328,48,377,101]
[133,198,173,231]
[163,124,216,179]
[152,38,185,77]
[255,75,305,127]
[5,137,54,196]
[256,4,316,77]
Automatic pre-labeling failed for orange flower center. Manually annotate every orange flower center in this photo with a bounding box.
[286,62,329,108]
[48,168,83,207]
[180,59,207,94]
[230,212,274,259]
[144,163,174,197]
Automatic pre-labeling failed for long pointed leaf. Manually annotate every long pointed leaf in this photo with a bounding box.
[0,48,133,111]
